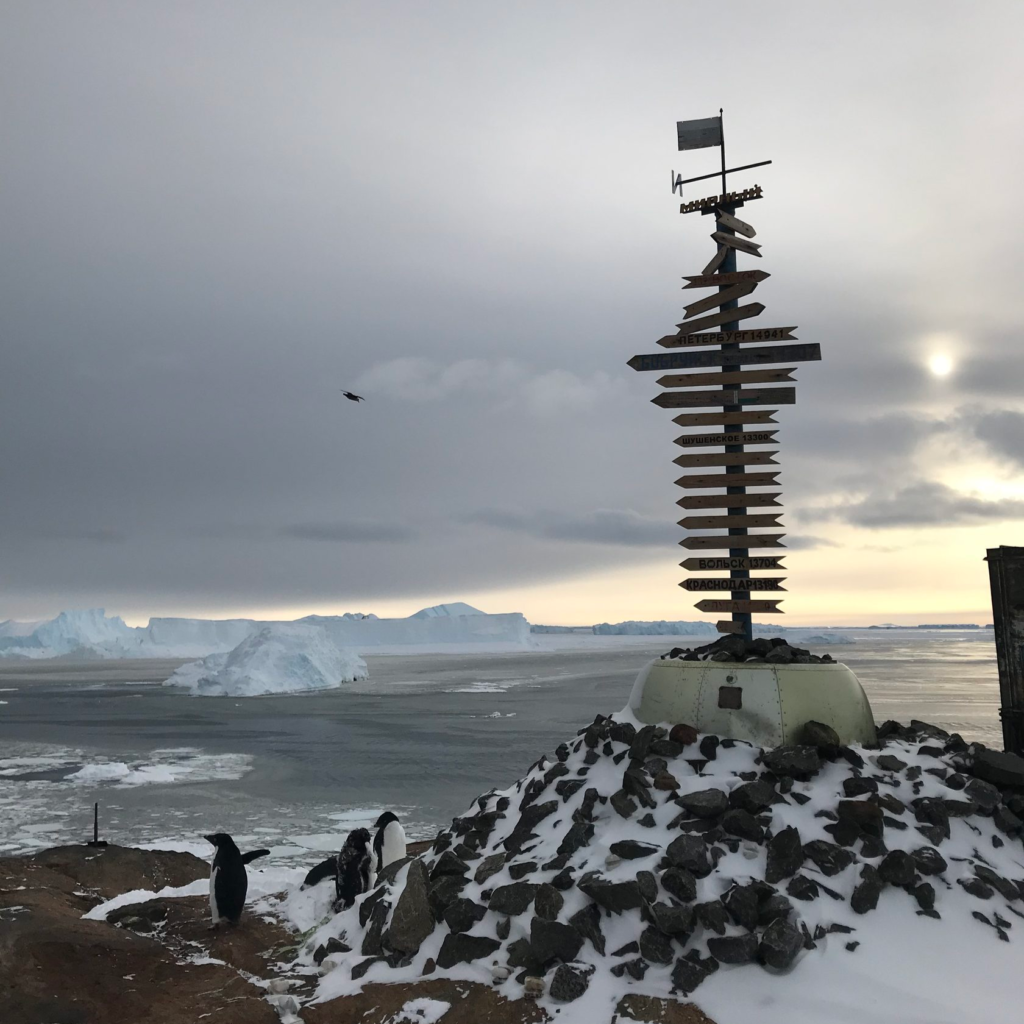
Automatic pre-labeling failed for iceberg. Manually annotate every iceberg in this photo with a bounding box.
[592,619,720,636]
[0,604,531,660]
[164,624,367,697]
[799,632,856,645]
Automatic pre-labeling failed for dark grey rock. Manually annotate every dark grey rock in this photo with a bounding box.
[361,897,390,956]
[351,956,385,980]
[699,735,720,761]
[730,780,776,814]
[378,856,411,887]
[645,901,694,936]
[610,789,638,819]
[912,798,950,841]
[878,850,916,887]
[964,778,1001,813]
[442,897,487,935]
[759,917,803,969]
[530,917,583,965]
[679,787,729,819]
[803,840,855,876]
[611,940,639,957]
[843,777,878,797]
[505,799,559,853]
[671,955,713,995]
[877,754,908,772]
[651,739,684,758]
[758,894,793,926]
[359,886,387,928]
[506,937,542,975]
[660,866,698,903]
[508,860,538,880]
[851,865,884,914]
[801,720,840,748]
[534,883,564,920]
[629,725,663,761]
[766,826,804,883]
[786,875,819,901]
[723,885,760,930]
[974,865,1020,902]
[873,792,906,815]
[496,916,510,940]
[959,877,994,900]
[313,936,351,965]
[610,721,637,745]
[430,850,469,880]
[695,899,728,934]
[551,868,574,891]
[721,808,764,842]
[666,834,712,877]
[437,933,501,969]
[638,813,657,828]
[576,873,642,914]
[488,882,538,916]
[761,746,822,779]
[994,804,1024,836]
[473,852,506,885]
[612,958,648,981]
[427,874,467,921]
[911,846,948,876]
[639,926,675,965]
[971,749,1024,789]
[556,779,585,802]
[387,859,434,954]
[568,902,605,955]
[610,839,659,860]
[557,821,594,857]
[549,963,592,1003]
[913,882,936,911]
[837,799,885,837]
[636,870,658,904]
[708,932,758,964]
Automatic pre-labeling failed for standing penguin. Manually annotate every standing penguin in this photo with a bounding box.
[373,811,407,874]
[333,828,374,911]
[204,833,270,927]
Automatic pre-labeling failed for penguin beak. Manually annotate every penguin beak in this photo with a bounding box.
[203,834,216,845]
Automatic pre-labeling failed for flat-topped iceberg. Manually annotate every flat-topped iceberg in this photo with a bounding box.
[164,623,367,697]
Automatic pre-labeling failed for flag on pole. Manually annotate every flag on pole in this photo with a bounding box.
[677,116,722,151]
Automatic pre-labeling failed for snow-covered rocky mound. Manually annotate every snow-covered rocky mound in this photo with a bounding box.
[164,624,367,697]
[299,715,1024,1024]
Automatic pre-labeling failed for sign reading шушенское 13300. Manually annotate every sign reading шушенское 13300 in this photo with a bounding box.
[628,113,819,634]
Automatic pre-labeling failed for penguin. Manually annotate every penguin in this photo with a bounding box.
[372,811,407,874]
[333,828,374,911]
[204,833,269,927]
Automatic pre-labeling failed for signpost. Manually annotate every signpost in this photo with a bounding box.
[627,111,816,637]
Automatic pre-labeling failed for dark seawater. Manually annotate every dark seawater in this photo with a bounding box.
[0,632,1000,864]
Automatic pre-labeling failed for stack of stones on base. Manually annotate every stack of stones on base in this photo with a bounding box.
[660,634,836,665]
[315,713,1024,1002]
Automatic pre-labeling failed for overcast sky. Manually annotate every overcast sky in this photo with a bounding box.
[3,1,1024,626]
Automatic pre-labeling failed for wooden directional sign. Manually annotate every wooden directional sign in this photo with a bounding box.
[674,450,778,467]
[653,389,794,409]
[678,513,783,530]
[683,269,769,289]
[717,619,744,635]
[682,282,757,319]
[694,599,784,614]
[673,430,779,446]
[683,578,786,592]
[677,492,781,510]
[676,471,779,489]
[715,209,756,238]
[631,344,818,371]
[702,246,728,276]
[681,534,786,550]
[711,231,762,257]
[681,555,787,571]
[658,368,795,389]
[673,410,777,427]
[658,326,797,349]
[674,302,765,335]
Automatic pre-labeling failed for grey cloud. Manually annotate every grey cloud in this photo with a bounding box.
[783,535,840,551]
[467,508,677,547]
[281,522,417,543]
[803,481,1024,529]
[965,409,1024,469]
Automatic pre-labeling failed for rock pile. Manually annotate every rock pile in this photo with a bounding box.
[661,634,836,665]
[305,714,1024,1009]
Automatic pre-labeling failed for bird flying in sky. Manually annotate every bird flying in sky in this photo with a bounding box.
[340,391,365,403]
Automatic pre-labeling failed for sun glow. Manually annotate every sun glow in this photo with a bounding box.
[928,353,954,377]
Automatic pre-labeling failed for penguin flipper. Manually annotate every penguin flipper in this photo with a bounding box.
[242,849,270,865]
[302,855,337,887]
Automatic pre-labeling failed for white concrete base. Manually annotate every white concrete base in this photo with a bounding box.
[627,658,876,747]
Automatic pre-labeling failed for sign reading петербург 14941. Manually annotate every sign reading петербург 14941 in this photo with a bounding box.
[679,184,763,214]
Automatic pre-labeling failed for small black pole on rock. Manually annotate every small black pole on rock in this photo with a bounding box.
[88,801,107,847]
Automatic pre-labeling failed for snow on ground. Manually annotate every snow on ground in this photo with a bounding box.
[297,711,1024,1024]
[163,624,367,697]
